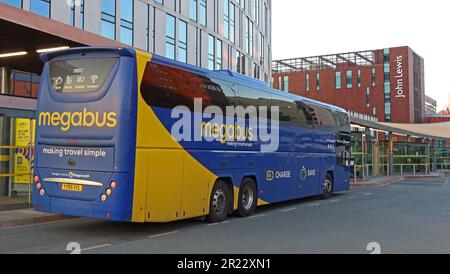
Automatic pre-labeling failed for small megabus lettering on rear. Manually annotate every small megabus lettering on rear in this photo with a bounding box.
[38,108,118,132]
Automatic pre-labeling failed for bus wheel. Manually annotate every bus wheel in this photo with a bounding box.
[321,174,333,200]
[236,178,258,217]
[207,180,230,223]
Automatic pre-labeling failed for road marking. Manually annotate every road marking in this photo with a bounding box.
[280,208,297,212]
[148,231,179,238]
[81,243,112,252]
[207,221,230,226]
[444,180,449,187]
[348,196,357,199]
[308,203,320,207]
[247,214,266,219]
[330,199,341,203]
[363,193,373,196]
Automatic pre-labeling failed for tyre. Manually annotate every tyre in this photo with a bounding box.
[236,178,258,217]
[321,173,333,200]
[207,180,231,223]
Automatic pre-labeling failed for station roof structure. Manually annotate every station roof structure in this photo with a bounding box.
[0,2,125,74]
[272,50,377,73]
[351,116,450,142]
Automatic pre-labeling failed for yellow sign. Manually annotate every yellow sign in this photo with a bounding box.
[14,118,35,184]
[61,184,83,192]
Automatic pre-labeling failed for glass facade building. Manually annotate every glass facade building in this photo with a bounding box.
[0,0,272,81]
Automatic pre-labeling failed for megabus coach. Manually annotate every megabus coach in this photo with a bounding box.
[33,47,352,223]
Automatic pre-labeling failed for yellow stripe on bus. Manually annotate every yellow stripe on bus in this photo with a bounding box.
[131,49,268,222]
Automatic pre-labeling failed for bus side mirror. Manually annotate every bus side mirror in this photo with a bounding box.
[349,157,355,167]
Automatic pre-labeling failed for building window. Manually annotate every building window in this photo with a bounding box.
[178,20,187,63]
[189,0,197,21]
[154,0,163,4]
[224,0,229,40]
[230,3,235,43]
[306,74,310,92]
[366,87,370,107]
[244,17,250,54]
[101,0,116,40]
[346,70,353,89]
[165,14,176,60]
[120,0,134,45]
[216,39,222,70]
[199,0,206,26]
[283,75,289,92]
[357,69,361,88]
[208,35,215,70]
[30,0,50,18]
[70,0,75,26]
[383,48,391,122]
[316,73,320,91]
[372,67,376,87]
[335,71,342,89]
[236,50,241,73]
[278,77,282,91]
[0,0,22,8]
[80,0,85,29]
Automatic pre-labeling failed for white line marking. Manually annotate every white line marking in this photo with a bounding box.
[348,196,357,199]
[444,180,449,187]
[308,203,320,207]
[280,208,297,212]
[81,244,112,252]
[363,193,373,196]
[207,221,230,226]
[330,199,341,203]
[247,214,266,219]
[148,231,179,238]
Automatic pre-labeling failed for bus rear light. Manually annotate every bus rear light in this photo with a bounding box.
[36,183,42,190]
[110,182,117,189]
[106,189,112,196]
[40,189,45,196]
[106,212,111,219]
[101,195,107,202]
[34,176,39,183]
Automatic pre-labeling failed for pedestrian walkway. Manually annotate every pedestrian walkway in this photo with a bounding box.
[0,208,75,229]
[351,176,404,188]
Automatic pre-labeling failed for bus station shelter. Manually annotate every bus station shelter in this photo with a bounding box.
[350,117,450,181]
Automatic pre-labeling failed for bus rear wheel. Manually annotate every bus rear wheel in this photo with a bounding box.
[236,178,258,217]
[207,180,231,223]
[321,174,333,200]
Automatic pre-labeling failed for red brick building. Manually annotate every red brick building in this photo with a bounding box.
[272,46,426,124]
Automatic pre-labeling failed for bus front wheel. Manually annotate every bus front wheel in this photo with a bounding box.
[321,174,333,200]
[207,180,231,223]
[236,178,258,217]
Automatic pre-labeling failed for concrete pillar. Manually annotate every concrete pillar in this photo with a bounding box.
[388,132,394,176]
[0,67,12,196]
[1,67,12,95]
[431,139,437,172]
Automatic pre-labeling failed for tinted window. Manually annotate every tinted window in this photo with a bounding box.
[49,58,118,94]
[140,62,234,111]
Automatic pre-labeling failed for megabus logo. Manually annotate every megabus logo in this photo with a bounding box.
[38,108,118,132]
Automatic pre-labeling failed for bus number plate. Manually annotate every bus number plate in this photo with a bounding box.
[61,184,83,192]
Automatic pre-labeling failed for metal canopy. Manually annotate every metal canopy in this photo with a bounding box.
[350,116,450,141]
[0,3,125,74]
[273,50,377,73]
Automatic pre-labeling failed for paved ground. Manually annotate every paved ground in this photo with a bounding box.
[0,175,449,254]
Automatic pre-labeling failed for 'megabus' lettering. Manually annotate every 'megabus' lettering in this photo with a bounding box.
[38,108,118,132]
